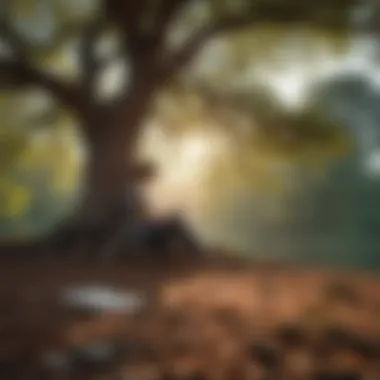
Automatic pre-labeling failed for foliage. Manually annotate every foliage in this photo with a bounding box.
[0,0,369,237]
[154,80,352,198]
[0,178,30,219]
[0,91,82,236]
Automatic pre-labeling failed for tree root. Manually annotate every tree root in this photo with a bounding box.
[42,215,203,263]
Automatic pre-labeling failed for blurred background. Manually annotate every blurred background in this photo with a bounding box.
[1,0,380,271]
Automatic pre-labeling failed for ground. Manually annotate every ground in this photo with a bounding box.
[0,252,379,379]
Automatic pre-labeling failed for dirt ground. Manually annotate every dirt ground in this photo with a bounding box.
[0,253,379,380]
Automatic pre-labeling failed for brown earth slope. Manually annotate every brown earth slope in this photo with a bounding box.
[0,254,379,380]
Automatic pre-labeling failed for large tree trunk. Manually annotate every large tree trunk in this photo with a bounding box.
[45,112,149,257]
[45,75,168,257]
[77,82,158,227]
[80,126,137,224]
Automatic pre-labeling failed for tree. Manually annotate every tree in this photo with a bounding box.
[0,0,363,234]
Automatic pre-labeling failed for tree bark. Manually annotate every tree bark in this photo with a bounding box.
[79,126,135,225]
[76,82,157,227]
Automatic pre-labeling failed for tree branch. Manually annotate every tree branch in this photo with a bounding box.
[104,1,190,79]
[0,21,92,119]
[152,0,191,44]
[104,0,155,77]
[0,60,89,113]
[163,0,357,76]
[0,21,29,60]
[104,0,149,46]
[80,18,106,97]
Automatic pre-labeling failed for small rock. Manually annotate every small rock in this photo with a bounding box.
[60,284,146,314]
